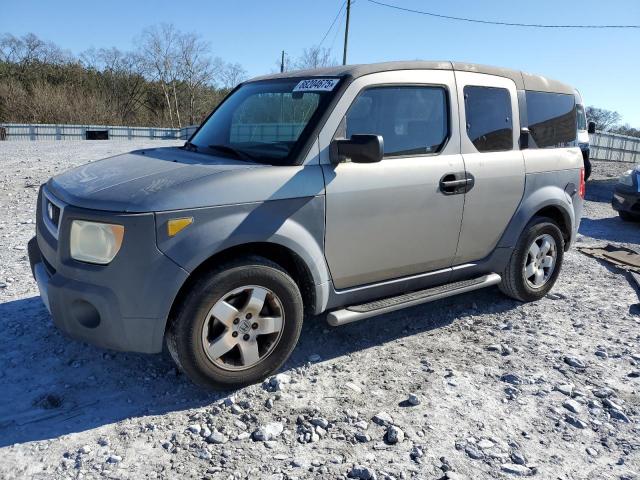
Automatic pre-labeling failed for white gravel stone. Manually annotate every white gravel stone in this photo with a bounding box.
[501,463,533,476]
[564,356,586,369]
[563,399,582,414]
[385,425,404,444]
[372,411,393,426]
[253,422,284,441]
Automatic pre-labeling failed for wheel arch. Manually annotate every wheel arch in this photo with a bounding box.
[498,183,575,252]
[533,205,572,246]
[166,241,319,334]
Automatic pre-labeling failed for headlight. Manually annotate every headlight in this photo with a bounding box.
[618,170,634,187]
[70,220,124,264]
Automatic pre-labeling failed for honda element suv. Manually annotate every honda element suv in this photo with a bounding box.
[29,61,585,388]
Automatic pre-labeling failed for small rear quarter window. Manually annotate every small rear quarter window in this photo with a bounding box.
[526,91,576,148]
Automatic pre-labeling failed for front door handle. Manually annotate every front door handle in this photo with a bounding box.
[439,172,475,195]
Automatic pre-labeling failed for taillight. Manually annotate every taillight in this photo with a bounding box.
[579,167,585,198]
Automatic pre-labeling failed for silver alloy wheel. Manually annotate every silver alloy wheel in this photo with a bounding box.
[523,233,557,289]
[201,285,285,371]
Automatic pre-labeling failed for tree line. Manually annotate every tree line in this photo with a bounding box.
[5,29,636,138]
[0,28,337,128]
[586,107,640,138]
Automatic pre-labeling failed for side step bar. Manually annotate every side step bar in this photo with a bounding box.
[326,273,502,326]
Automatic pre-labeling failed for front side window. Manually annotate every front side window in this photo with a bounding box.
[190,78,339,165]
[464,86,513,152]
[337,86,449,158]
[525,91,576,148]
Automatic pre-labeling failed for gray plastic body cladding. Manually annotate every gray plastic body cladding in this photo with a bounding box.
[35,188,189,353]
[498,169,582,250]
[46,147,325,213]
[156,195,331,314]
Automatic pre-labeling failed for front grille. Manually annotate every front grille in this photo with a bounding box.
[46,200,60,228]
[41,188,65,240]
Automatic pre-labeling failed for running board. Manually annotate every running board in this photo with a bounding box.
[326,273,502,326]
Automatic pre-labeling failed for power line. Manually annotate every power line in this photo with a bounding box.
[329,8,348,52]
[319,1,347,47]
[367,0,640,29]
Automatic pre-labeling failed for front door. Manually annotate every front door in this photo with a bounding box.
[321,70,466,290]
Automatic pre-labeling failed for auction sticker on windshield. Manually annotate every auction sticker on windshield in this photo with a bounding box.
[293,78,340,92]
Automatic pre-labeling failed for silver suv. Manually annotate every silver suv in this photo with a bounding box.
[28,61,585,388]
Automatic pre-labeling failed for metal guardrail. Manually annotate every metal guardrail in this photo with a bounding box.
[0,123,189,141]
[589,131,640,163]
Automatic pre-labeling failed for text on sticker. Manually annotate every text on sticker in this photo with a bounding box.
[293,78,339,92]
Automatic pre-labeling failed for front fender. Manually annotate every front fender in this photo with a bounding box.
[155,196,330,305]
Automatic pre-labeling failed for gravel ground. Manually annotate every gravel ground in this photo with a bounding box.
[0,142,638,480]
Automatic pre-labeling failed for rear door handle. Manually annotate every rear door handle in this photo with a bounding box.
[439,172,475,195]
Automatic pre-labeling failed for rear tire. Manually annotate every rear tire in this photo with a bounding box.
[499,217,565,302]
[166,257,303,389]
[583,157,592,181]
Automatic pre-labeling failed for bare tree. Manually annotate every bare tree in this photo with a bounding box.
[612,124,640,138]
[295,46,336,70]
[178,33,220,125]
[85,47,147,123]
[139,24,181,127]
[219,62,247,89]
[586,106,621,132]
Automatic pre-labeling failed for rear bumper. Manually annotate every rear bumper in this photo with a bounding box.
[29,187,189,354]
[612,187,640,215]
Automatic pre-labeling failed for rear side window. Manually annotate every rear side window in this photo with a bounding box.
[340,86,449,158]
[525,91,576,148]
[464,86,513,152]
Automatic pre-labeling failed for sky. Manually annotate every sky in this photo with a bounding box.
[2,0,640,125]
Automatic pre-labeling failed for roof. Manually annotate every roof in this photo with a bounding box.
[249,60,574,95]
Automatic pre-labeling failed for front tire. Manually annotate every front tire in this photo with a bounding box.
[167,257,303,389]
[619,211,639,222]
[499,217,565,302]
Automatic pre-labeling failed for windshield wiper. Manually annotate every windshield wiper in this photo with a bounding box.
[207,144,255,161]
[183,141,198,152]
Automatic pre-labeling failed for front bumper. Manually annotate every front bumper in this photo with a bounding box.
[29,186,189,354]
[612,186,640,215]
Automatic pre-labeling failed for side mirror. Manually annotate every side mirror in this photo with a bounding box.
[587,121,596,134]
[333,134,384,164]
[519,127,530,150]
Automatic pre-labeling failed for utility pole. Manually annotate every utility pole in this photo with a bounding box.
[280,50,285,73]
[342,0,351,66]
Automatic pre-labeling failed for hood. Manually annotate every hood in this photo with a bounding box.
[47,146,324,212]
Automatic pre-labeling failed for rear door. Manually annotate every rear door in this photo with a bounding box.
[320,70,466,290]
[453,71,525,264]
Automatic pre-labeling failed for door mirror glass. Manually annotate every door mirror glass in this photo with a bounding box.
[334,134,384,163]
[588,121,596,134]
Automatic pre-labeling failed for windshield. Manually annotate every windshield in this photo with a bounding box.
[189,78,340,165]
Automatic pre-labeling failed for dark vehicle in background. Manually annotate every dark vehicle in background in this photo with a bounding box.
[613,166,640,221]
